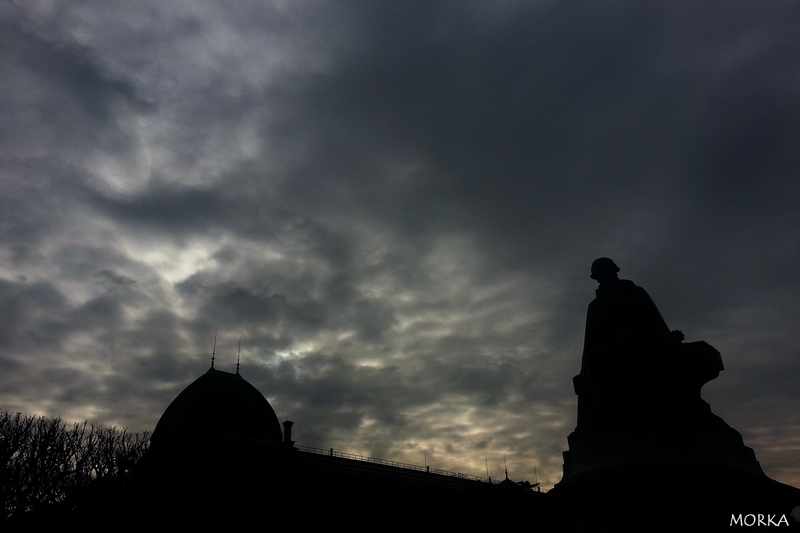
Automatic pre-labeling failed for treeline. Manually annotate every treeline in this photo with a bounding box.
[1,411,149,522]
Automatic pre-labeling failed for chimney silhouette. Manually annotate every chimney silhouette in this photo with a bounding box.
[282,420,294,447]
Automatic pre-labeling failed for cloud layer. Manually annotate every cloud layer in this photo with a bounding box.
[2,1,799,487]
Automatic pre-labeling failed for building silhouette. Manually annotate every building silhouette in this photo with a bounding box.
[139,363,545,528]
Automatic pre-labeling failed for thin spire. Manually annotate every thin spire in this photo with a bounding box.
[211,330,217,369]
[504,454,509,480]
[236,337,241,375]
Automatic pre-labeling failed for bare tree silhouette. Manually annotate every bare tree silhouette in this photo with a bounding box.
[1,411,149,521]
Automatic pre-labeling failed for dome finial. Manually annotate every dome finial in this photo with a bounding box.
[236,337,241,375]
[211,330,217,369]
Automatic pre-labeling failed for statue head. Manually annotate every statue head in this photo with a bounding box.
[590,257,620,282]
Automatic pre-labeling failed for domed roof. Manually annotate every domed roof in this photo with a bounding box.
[151,367,283,450]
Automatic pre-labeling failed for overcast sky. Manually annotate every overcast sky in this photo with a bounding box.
[2,1,799,488]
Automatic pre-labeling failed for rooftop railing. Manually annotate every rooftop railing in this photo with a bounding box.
[295,445,501,484]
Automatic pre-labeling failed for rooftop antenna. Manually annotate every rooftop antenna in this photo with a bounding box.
[236,336,241,375]
[211,330,217,369]
[485,453,490,481]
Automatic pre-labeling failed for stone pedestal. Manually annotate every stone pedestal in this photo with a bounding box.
[561,409,764,482]
[549,343,800,531]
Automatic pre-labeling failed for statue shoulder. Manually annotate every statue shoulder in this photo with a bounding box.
[619,280,654,301]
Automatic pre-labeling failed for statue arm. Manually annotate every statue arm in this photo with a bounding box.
[635,286,673,341]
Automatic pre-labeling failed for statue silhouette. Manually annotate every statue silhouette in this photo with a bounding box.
[554,259,798,530]
[574,258,719,423]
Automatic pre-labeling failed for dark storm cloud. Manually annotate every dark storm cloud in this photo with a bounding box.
[0,16,150,161]
[1,0,799,487]
[0,279,70,350]
[3,21,142,117]
[294,0,800,262]
[86,182,224,231]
